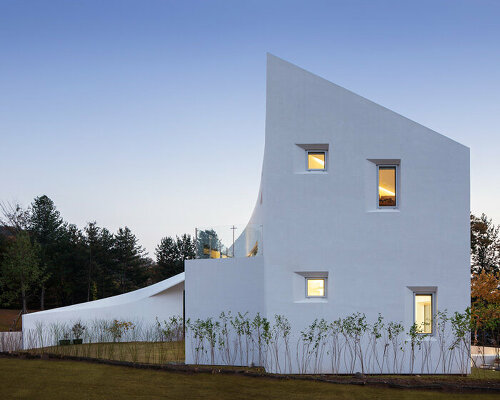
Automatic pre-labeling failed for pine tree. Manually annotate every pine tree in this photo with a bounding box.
[155,236,180,279]
[29,195,62,309]
[155,234,196,280]
[114,227,148,293]
[176,234,196,261]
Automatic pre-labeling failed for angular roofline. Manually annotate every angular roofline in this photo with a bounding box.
[267,53,469,150]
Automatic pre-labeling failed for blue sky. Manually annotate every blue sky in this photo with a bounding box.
[1,0,499,255]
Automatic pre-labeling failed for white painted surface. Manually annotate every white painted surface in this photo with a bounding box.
[185,54,470,374]
[184,256,264,365]
[22,273,185,349]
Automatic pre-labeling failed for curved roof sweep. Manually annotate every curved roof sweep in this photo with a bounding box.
[26,272,185,316]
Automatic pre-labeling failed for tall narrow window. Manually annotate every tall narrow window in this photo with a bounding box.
[307,152,326,171]
[378,165,397,207]
[415,294,433,334]
[306,278,326,297]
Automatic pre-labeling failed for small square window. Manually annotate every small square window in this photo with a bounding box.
[378,165,397,207]
[306,278,326,297]
[414,294,433,334]
[307,152,326,171]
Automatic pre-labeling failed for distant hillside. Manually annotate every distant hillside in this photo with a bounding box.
[0,309,38,332]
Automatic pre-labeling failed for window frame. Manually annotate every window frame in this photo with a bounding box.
[413,292,436,335]
[305,277,327,298]
[306,151,327,172]
[377,164,398,209]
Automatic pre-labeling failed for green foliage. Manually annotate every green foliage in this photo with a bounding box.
[471,213,500,274]
[114,227,148,293]
[0,232,41,313]
[106,320,135,342]
[71,322,86,339]
[154,234,195,280]
[0,194,197,309]
[156,316,184,342]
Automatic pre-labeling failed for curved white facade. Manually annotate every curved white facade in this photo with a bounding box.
[185,54,470,373]
[22,55,470,374]
[23,273,184,348]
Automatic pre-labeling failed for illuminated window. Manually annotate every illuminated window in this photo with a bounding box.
[306,278,326,297]
[378,165,397,207]
[307,152,326,171]
[415,294,433,334]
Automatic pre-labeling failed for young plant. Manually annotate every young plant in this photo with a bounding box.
[387,321,404,373]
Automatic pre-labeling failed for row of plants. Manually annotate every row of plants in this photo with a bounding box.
[20,308,498,374]
[186,309,497,375]
[22,317,185,364]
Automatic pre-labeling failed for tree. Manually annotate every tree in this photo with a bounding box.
[176,234,196,262]
[471,271,500,304]
[94,227,117,299]
[155,236,179,279]
[81,223,119,300]
[155,234,196,280]
[471,213,500,275]
[470,271,500,347]
[55,223,88,305]
[114,227,148,293]
[0,201,31,234]
[0,202,31,295]
[84,222,99,302]
[29,195,64,309]
[0,232,40,314]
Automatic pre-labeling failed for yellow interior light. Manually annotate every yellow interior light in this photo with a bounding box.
[307,279,325,297]
[308,153,325,170]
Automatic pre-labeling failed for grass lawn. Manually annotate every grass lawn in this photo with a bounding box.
[0,358,497,400]
[374,368,500,382]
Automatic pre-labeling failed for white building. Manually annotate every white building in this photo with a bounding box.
[23,55,470,374]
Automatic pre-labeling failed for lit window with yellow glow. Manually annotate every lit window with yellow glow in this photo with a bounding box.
[378,166,397,207]
[307,152,326,171]
[415,294,433,334]
[306,278,326,297]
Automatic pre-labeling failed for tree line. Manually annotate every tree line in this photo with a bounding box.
[0,195,196,313]
[0,196,499,323]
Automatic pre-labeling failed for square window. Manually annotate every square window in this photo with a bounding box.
[414,294,433,334]
[306,278,326,297]
[378,165,397,207]
[307,152,326,171]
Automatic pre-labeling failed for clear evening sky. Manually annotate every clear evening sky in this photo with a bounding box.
[1,0,499,255]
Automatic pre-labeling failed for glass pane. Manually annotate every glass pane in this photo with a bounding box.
[307,279,325,297]
[308,153,325,170]
[379,166,396,206]
[415,294,433,333]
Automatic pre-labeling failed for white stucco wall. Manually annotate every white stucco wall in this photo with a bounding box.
[23,273,185,349]
[184,256,264,365]
[184,54,470,374]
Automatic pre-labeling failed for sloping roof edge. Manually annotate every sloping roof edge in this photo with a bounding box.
[26,272,185,315]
